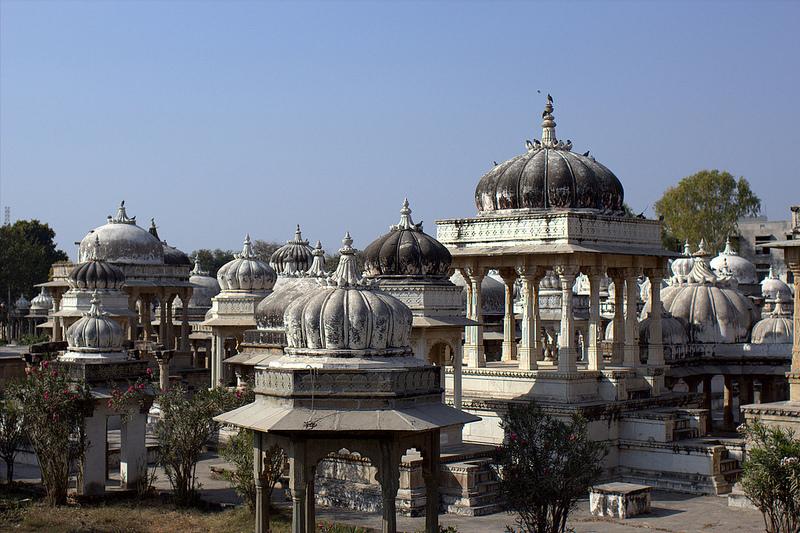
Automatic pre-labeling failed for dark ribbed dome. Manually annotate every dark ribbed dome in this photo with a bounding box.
[68,251,126,291]
[269,225,314,275]
[475,96,624,213]
[363,199,452,278]
[163,243,192,265]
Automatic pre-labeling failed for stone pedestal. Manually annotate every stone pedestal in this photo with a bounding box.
[81,408,108,496]
[590,482,652,519]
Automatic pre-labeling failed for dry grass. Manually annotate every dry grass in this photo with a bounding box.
[0,487,292,533]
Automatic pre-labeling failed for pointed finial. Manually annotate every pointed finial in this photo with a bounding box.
[88,291,103,317]
[308,240,327,277]
[541,95,557,147]
[112,200,134,224]
[723,236,737,255]
[295,224,302,240]
[91,235,101,261]
[149,218,160,239]
[240,234,254,259]
[683,239,691,256]
[694,238,709,257]
[767,265,777,279]
[394,198,416,230]
[329,232,361,287]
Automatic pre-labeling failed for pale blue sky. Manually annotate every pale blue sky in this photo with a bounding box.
[1,0,798,258]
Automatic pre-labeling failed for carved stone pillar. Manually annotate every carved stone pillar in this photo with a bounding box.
[789,262,800,401]
[423,431,441,533]
[462,269,473,349]
[609,270,626,365]
[646,268,665,366]
[517,267,542,370]
[739,375,754,407]
[378,439,401,533]
[723,375,734,430]
[253,432,267,533]
[157,290,167,347]
[453,342,463,409]
[52,291,63,342]
[180,288,191,352]
[304,464,316,531]
[499,268,517,362]
[154,350,173,392]
[587,267,603,371]
[623,270,640,367]
[555,265,579,373]
[142,294,153,341]
[127,290,139,342]
[464,267,486,368]
[288,443,307,533]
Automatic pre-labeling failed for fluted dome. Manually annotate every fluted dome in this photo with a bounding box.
[78,202,164,265]
[68,244,126,290]
[639,306,689,347]
[30,288,53,312]
[751,299,793,344]
[176,261,220,308]
[475,96,624,213]
[284,233,412,355]
[761,266,793,301]
[657,257,754,343]
[65,295,124,353]
[670,241,695,279]
[710,238,757,284]
[364,199,452,278]
[14,295,30,311]
[217,235,277,292]
[270,225,315,275]
[256,241,328,335]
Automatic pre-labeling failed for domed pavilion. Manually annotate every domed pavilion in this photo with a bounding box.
[39,202,193,353]
[215,233,477,533]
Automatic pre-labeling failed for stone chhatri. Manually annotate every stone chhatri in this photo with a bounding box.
[217,234,277,292]
[270,224,315,275]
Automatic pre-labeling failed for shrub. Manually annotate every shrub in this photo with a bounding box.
[497,402,607,533]
[8,361,92,505]
[738,420,800,533]
[155,385,248,506]
[0,398,25,484]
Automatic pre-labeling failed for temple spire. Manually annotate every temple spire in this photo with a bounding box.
[541,94,557,147]
[111,200,135,224]
[292,224,308,244]
[722,236,737,255]
[682,239,692,256]
[149,218,160,240]
[393,198,420,231]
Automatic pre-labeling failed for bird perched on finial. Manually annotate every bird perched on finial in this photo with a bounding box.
[493,161,498,166]
[582,150,590,157]
[525,140,534,150]
[547,94,553,103]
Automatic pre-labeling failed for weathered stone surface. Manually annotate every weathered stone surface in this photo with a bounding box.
[590,482,651,519]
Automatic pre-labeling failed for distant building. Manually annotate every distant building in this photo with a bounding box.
[735,207,798,283]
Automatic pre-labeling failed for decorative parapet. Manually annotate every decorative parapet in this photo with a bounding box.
[436,210,665,254]
[55,359,150,384]
[254,366,442,398]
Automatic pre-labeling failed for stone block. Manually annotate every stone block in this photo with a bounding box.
[589,482,651,518]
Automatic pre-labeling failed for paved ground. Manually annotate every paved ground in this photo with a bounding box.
[7,454,766,533]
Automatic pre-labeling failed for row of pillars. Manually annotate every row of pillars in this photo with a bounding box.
[255,433,441,533]
[686,374,784,430]
[459,265,666,373]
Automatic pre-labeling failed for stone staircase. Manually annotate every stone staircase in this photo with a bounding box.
[673,417,700,440]
[717,449,742,493]
[440,457,501,516]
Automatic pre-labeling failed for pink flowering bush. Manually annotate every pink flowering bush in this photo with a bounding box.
[738,420,800,533]
[107,377,152,417]
[497,402,607,533]
[9,362,92,505]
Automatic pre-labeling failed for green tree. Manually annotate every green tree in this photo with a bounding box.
[497,402,607,533]
[654,170,761,253]
[0,220,69,304]
[738,420,800,533]
[189,249,235,277]
[251,239,282,265]
[0,398,25,484]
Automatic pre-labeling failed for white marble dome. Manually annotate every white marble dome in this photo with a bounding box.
[710,238,757,284]
[217,235,277,292]
[657,258,754,343]
[670,241,695,279]
[78,202,164,265]
[14,295,30,311]
[177,261,220,308]
[65,295,124,353]
[30,288,53,312]
[761,267,793,301]
[68,247,126,291]
[751,299,793,344]
[284,233,412,355]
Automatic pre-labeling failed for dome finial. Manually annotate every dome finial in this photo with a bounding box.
[88,291,103,318]
[91,235,101,261]
[682,239,691,256]
[694,238,709,257]
[240,234,254,259]
[308,240,328,277]
[330,232,361,287]
[295,224,303,241]
[723,236,737,255]
[149,217,160,240]
[394,198,419,231]
[112,201,135,224]
[541,94,557,147]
